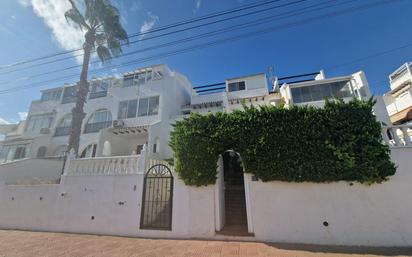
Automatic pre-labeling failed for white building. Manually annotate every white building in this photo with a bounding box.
[383,62,412,125]
[0,64,379,165]
[0,64,192,164]
[2,65,411,247]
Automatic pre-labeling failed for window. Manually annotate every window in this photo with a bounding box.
[80,144,97,158]
[138,98,149,117]
[123,70,153,87]
[148,96,160,115]
[89,80,110,99]
[123,75,135,87]
[0,144,28,163]
[26,114,54,133]
[118,96,159,119]
[118,100,138,119]
[41,89,62,102]
[55,114,72,137]
[291,80,354,104]
[84,110,112,133]
[228,81,246,92]
[62,86,78,104]
[138,96,160,117]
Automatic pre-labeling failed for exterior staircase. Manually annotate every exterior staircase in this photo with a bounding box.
[218,183,252,237]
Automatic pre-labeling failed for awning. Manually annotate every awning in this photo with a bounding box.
[390,106,412,125]
[110,125,149,135]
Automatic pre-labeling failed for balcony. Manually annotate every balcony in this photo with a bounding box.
[84,121,112,134]
[54,126,71,137]
[389,63,412,92]
[61,96,77,104]
[89,91,107,99]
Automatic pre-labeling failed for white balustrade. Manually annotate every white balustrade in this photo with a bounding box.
[65,155,142,175]
[382,124,412,147]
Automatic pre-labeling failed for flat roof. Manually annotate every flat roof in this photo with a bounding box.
[285,75,352,88]
[225,72,266,82]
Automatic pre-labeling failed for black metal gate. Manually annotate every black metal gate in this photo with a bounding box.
[140,164,173,230]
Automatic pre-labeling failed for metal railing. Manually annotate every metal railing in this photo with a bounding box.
[54,126,71,137]
[65,155,142,175]
[84,121,112,134]
[382,124,412,147]
[89,91,107,99]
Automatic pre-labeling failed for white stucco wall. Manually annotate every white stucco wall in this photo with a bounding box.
[0,146,411,246]
[0,171,215,239]
[0,158,63,185]
[245,148,412,246]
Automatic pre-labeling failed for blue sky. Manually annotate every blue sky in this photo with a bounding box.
[0,0,411,123]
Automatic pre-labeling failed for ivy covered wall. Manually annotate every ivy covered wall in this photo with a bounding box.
[169,99,396,186]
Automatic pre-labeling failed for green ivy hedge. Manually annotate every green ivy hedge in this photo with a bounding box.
[169,99,396,186]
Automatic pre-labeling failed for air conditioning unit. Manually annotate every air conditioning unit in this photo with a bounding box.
[40,128,50,134]
[113,119,124,128]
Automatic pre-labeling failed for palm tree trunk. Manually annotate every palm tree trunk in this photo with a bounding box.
[68,30,95,157]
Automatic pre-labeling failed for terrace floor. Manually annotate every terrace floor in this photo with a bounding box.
[0,230,411,257]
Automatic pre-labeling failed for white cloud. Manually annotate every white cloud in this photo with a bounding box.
[18,112,28,121]
[18,0,85,63]
[0,118,10,124]
[139,12,159,39]
[193,0,202,14]
[130,1,143,12]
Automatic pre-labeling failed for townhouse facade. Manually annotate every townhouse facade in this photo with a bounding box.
[383,62,412,125]
[0,64,379,164]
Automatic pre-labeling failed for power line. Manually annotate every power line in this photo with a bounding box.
[0,0,288,70]
[0,0,342,84]
[325,42,412,71]
[0,0,397,95]
[0,0,308,75]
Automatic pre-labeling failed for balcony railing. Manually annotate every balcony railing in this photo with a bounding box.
[61,96,77,104]
[382,124,412,147]
[89,91,107,99]
[84,121,112,134]
[65,155,142,175]
[54,126,71,137]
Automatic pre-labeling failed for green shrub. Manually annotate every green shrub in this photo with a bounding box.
[169,98,396,186]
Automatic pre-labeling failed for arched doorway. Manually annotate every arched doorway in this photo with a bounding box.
[219,150,249,235]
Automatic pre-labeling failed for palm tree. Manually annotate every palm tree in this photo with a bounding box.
[64,0,128,156]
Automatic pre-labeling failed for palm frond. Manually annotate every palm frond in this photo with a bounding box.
[96,45,112,64]
[65,0,90,30]
[107,36,122,57]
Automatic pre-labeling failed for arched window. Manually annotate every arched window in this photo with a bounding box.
[36,146,47,158]
[80,144,97,158]
[55,114,72,136]
[53,145,68,157]
[84,109,112,133]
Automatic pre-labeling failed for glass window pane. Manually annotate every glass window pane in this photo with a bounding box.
[301,87,312,102]
[123,76,134,87]
[238,81,245,90]
[127,100,138,118]
[291,88,302,103]
[148,96,159,115]
[138,98,149,117]
[118,101,128,119]
[311,85,324,102]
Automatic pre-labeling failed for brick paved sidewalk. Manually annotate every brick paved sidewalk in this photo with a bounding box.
[0,230,411,257]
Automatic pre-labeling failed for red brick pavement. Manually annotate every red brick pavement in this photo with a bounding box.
[0,230,411,257]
